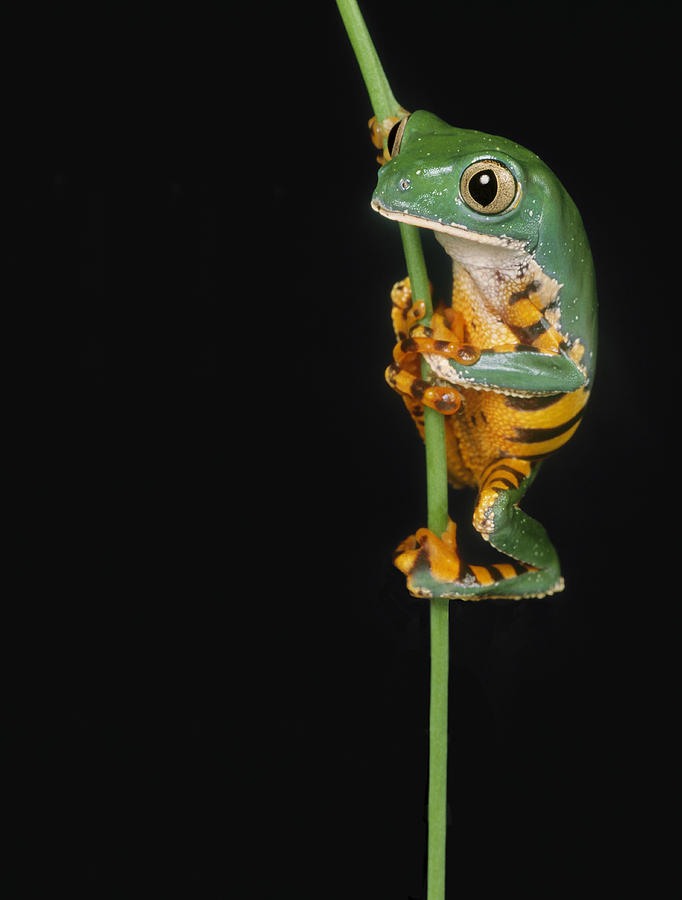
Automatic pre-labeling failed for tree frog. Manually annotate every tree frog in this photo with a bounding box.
[371,110,597,600]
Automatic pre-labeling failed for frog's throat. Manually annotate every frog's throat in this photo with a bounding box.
[372,198,563,393]
[370,200,528,255]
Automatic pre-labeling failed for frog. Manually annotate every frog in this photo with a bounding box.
[371,110,597,600]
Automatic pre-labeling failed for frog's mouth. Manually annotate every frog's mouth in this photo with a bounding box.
[370,199,529,269]
[371,199,526,249]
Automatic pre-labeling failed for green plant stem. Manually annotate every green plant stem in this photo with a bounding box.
[397,224,449,535]
[336,4,450,899]
[400,221,449,900]
[335,0,399,126]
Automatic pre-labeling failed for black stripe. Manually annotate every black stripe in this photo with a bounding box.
[512,410,583,443]
[504,393,563,410]
[459,564,475,584]
[486,477,517,491]
[479,457,528,484]
[508,280,540,305]
[491,562,525,580]
[486,464,526,485]
[509,318,549,344]
[487,566,505,582]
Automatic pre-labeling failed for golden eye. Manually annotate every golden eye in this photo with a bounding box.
[386,115,410,159]
[460,159,517,214]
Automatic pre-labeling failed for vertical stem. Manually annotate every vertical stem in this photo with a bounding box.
[336,5,450,898]
[398,224,449,536]
[400,222,449,900]
[335,0,399,126]
[428,597,449,900]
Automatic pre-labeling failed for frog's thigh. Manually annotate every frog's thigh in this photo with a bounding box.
[473,458,559,574]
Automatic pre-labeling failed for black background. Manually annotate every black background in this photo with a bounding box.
[9,2,676,897]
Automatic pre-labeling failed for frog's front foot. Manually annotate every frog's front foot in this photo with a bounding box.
[385,363,463,414]
[387,278,479,416]
[394,519,557,600]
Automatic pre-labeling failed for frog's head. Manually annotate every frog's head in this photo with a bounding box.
[371,110,578,264]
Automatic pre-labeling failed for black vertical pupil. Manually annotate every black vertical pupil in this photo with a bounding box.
[386,119,402,157]
[469,169,498,206]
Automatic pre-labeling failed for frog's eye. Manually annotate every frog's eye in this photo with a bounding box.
[386,115,410,159]
[460,160,517,214]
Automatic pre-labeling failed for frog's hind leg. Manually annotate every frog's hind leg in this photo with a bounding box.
[471,458,564,598]
[395,459,564,600]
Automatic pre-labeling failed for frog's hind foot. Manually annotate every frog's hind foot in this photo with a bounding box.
[394,519,563,601]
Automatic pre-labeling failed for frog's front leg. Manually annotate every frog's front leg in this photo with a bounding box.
[386,278,479,416]
[395,458,563,600]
